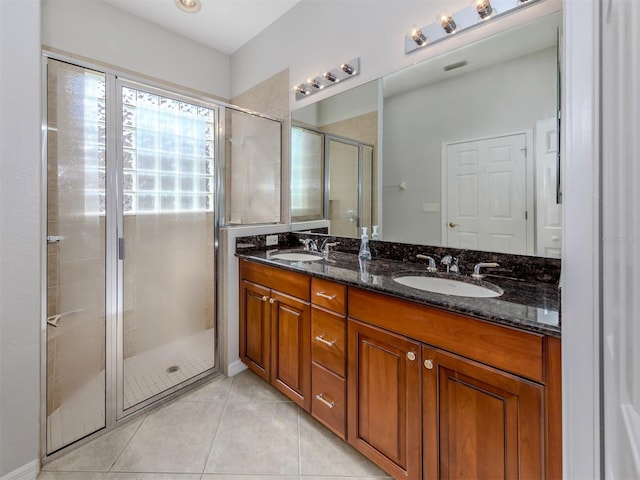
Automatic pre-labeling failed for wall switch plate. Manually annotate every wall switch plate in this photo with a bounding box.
[422,203,440,213]
[266,234,279,246]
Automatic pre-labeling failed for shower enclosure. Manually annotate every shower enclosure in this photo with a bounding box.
[43,56,279,456]
[291,126,374,236]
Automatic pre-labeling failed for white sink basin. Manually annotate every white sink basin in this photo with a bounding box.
[270,252,323,262]
[393,275,503,298]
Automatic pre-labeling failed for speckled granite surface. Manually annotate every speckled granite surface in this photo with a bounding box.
[236,233,561,337]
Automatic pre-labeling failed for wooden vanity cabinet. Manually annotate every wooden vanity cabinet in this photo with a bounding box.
[422,346,544,480]
[348,287,556,480]
[239,259,311,410]
[347,319,422,480]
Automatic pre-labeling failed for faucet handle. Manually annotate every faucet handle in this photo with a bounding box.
[417,254,437,272]
[472,262,499,278]
[322,241,339,254]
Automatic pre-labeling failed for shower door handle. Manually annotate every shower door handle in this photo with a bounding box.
[118,237,125,260]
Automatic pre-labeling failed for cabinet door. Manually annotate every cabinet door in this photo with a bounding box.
[271,291,311,411]
[239,280,271,382]
[348,320,422,480]
[422,346,544,480]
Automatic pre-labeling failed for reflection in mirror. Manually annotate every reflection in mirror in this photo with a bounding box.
[291,126,324,222]
[291,9,562,258]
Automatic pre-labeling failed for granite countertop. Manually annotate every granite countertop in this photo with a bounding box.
[237,247,561,338]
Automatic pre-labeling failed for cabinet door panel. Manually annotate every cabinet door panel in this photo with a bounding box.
[422,346,543,480]
[271,291,311,410]
[348,319,421,480]
[240,280,271,381]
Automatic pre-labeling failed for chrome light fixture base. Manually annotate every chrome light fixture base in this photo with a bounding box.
[405,0,540,54]
[294,58,360,101]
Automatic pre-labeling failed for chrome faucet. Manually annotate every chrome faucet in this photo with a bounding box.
[416,254,437,273]
[321,240,339,255]
[441,255,459,274]
[472,262,499,278]
[300,238,319,252]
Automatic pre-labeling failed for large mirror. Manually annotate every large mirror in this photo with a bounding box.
[291,8,562,258]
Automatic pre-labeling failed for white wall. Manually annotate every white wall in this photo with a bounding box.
[0,0,42,478]
[383,47,556,244]
[231,0,561,102]
[42,0,230,99]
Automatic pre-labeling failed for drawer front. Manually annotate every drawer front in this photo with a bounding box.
[311,307,346,377]
[311,363,346,439]
[240,259,310,301]
[311,278,346,314]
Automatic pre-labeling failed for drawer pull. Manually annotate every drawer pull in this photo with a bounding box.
[315,291,337,301]
[261,295,269,302]
[424,359,434,370]
[407,351,416,361]
[315,335,335,347]
[269,298,275,304]
[315,393,335,409]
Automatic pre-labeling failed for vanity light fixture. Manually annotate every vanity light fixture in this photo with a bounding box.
[308,78,322,89]
[474,0,494,20]
[323,72,338,83]
[411,28,428,46]
[438,12,458,34]
[341,63,357,75]
[175,0,201,13]
[405,0,541,54]
[294,58,360,100]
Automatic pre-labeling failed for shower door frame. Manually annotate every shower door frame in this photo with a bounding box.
[323,132,375,235]
[40,51,226,461]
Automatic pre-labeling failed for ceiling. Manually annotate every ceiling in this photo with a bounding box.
[100,0,302,55]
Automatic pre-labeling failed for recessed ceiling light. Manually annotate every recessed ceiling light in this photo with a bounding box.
[175,0,201,13]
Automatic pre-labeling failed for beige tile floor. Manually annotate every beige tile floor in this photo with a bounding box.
[40,369,391,480]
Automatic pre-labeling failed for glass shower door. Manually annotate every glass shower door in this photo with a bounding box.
[119,84,217,412]
[45,59,107,453]
[327,139,360,237]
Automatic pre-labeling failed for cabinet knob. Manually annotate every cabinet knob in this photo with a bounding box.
[261,295,269,302]
[424,359,434,370]
[407,351,416,361]
[269,298,275,304]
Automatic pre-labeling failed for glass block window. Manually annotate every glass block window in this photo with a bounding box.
[120,86,215,214]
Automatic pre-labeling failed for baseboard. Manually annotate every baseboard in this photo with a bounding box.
[1,459,39,480]
[226,359,247,377]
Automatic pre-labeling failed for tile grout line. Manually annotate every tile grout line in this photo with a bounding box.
[106,411,148,473]
[200,374,235,477]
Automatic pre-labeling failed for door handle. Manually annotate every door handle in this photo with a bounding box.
[448,222,460,228]
[47,235,63,244]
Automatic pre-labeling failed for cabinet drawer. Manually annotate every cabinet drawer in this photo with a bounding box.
[240,259,310,301]
[311,278,346,314]
[311,363,346,439]
[311,307,346,377]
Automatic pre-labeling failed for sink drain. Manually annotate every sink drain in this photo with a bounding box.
[166,365,180,373]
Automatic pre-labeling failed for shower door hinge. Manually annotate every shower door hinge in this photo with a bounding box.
[118,237,125,260]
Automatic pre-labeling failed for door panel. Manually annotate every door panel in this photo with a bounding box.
[240,280,271,380]
[119,84,216,413]
[348,320,422,479]
[422,346,544,479]
[270,292,311,409]
[328,139,359,237]
[45,59,107,454]
[535,118,562,258]
[446,134,528,254]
